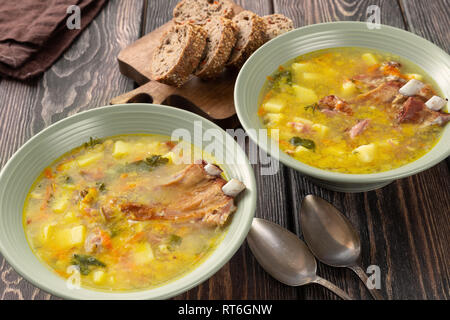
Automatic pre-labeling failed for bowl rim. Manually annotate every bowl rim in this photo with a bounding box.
[0,103,257,299]
[235,21,450,183]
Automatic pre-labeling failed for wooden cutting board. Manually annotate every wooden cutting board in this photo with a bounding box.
[111,2,244,121]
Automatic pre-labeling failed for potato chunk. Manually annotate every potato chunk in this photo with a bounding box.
[41,224,55,242]
[312,123,329,137]
[302,72,321,81]
[112,141,130,158]
[69,226,86,246]
[405,73,423,81]
[52,196,70,213]
[293,117,313,125]
[134,242,154,265]
[294,145,311,155]
[263,98,285,113]
[342,80,357,96]
[291,62,312,74]
[77,152,103,167]
[264,113,284,126]
[292,85,318,104]
[353,144,376,163]
[54,225,86,249]
[362,53,378,66]
[92,270,106,284]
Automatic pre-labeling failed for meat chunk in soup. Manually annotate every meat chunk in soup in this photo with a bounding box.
[258,47,448,174]
[118,163,237,226]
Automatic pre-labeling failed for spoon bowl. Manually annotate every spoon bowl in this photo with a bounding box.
[300,195,361,267]
[247,218,352,299]
[248,218,317,286]
[300,195,383,300]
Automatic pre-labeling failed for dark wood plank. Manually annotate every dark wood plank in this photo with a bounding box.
[275,0,449,300]
[0,0,145,300]
[274,0,405,28]
[400,0,450,52]
[143,0,296,300]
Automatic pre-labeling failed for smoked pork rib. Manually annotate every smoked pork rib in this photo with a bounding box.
[118,163,236,226]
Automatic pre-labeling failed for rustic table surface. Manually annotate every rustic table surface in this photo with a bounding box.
[0,0,449,300]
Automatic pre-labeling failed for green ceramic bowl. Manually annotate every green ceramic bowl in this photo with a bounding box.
[235,22,450,192]
[0,104,257,299]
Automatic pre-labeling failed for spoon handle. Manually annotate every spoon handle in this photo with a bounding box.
[313,276,352,300]
[349,265,384,300]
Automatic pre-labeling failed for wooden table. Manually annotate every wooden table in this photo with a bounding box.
[0,0,448,300]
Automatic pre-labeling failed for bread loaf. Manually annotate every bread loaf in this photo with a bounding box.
[151,24,207,87]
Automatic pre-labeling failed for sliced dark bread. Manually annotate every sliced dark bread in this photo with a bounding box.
[226,10,266,69]
[262,14,293,41]
[173,0,234,25]
[151,24,207,87]
[195,17,237,79]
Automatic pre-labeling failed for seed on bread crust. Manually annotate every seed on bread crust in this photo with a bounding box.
[173,0,235,25]
[262,14,294,41]
[195,17,237,79]
[151,24,207,87]
[226,10,266,69]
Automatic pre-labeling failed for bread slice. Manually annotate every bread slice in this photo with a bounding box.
[173,0,234,25]
[151,24,207,87]
[262,14,294,41]
[226,11,266,69]
[195,17,237,79]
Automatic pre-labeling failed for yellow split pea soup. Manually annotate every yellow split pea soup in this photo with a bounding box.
[259,47,448,173]
[23,135,238,291]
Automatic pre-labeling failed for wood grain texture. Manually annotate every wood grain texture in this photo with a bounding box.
[113,1,246,120]
[0,0,144,300]
[143,0,297,299]
[274,0,405,28]
[400,0,450,52]
[0,0,449,301]
[275,0,449,300]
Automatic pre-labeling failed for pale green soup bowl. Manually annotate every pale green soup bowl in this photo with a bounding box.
[235,22,450,192]
[0,104,257,299]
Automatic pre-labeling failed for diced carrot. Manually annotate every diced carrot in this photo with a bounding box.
[164,141,177,150]
[129,231,145,243]
[40,184,53,211]
[120,173,128,179]
[257,107,266,116]
[44,168,53,179]
[367,64,380,73]
[55,270,67,277]
[100,230,112,249]
[279,140,291,147]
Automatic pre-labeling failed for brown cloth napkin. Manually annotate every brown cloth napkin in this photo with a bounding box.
[0,0,107,80]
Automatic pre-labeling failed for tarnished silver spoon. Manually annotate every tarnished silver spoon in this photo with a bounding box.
[247,218,352,300]
[300,195,384,300]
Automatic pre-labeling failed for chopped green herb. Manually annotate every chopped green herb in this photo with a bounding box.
[145,155,169,167]
[121,155,169,173]
[64,176,73,184]
[169,234,182,246]
[71,254,106,275]
[304,103,319,113]
[289,137,316,150]
[84,137,101,148]
[96,182,106,192]
[269,69,292,91]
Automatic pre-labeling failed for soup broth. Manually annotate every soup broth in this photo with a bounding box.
[23,135,234,291]
[259,47,448,173]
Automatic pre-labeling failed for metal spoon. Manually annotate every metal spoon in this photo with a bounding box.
[247,218,352,300]
[300,195,384,300]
